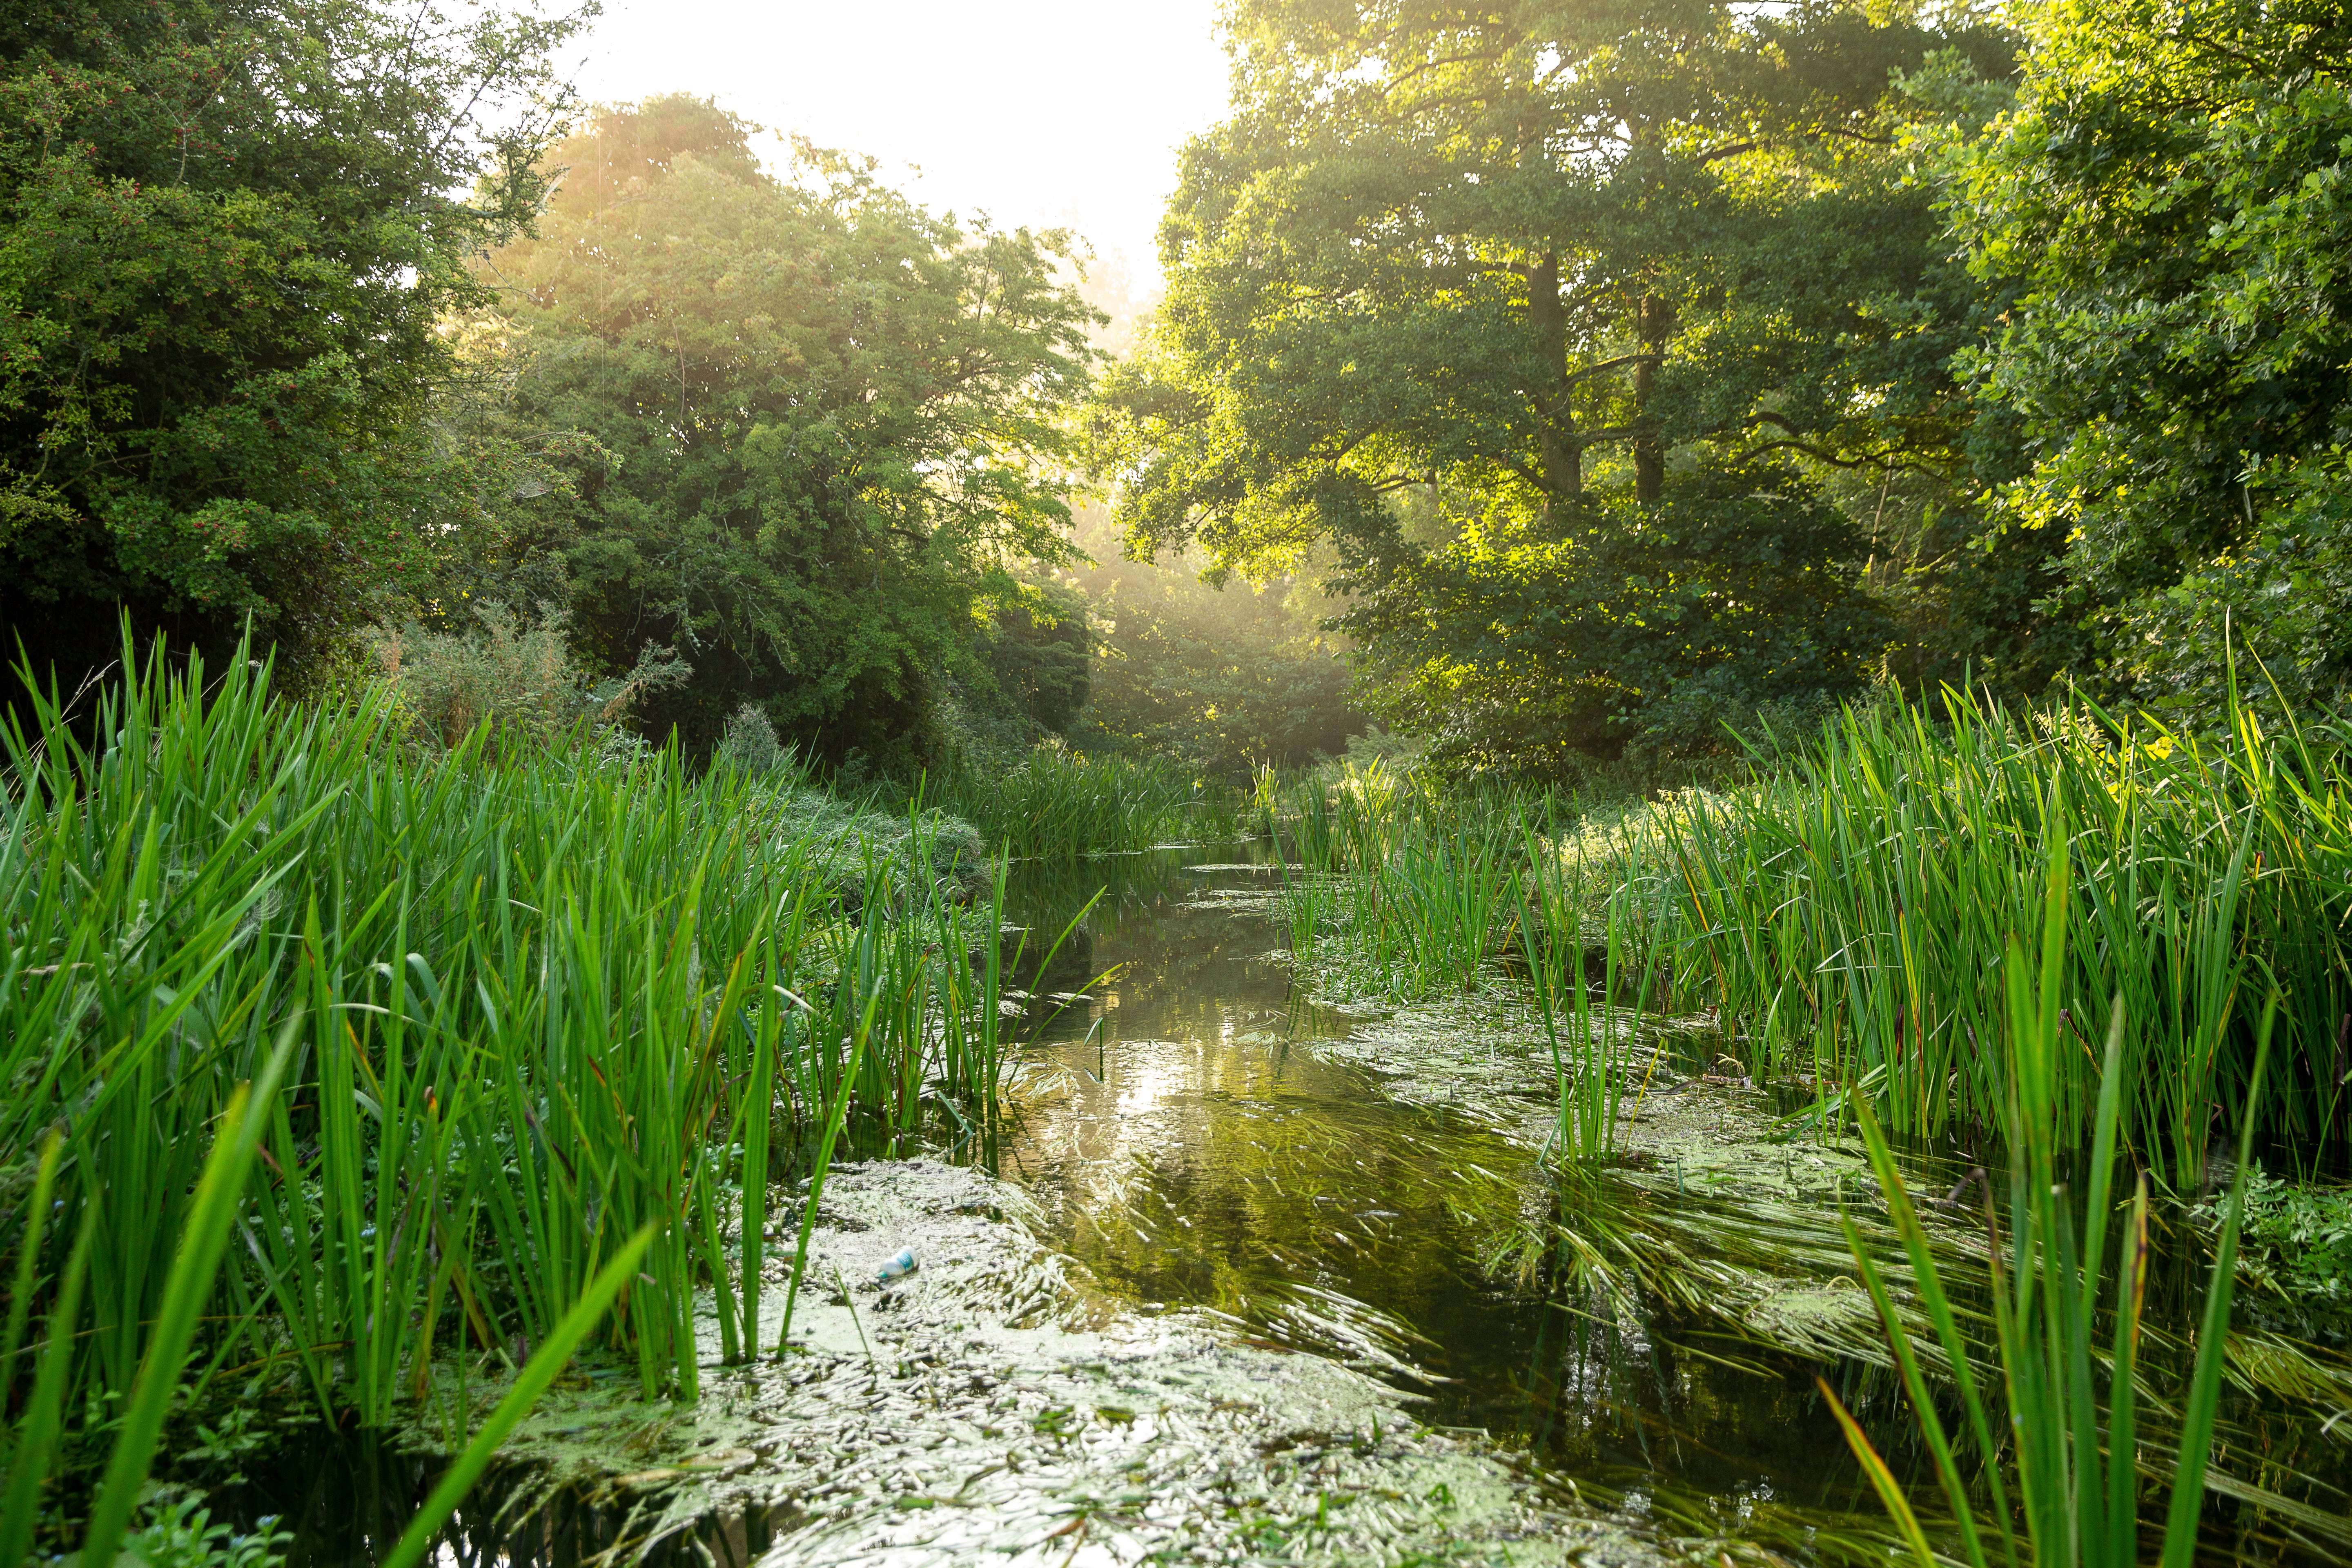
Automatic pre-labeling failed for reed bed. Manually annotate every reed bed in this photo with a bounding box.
[1672,695,2351,1189]
[1266,694,2352,1189]
[1830,879,2269,1568]
[1265,764,1670,1159]
[940,748,1236,858]
[0,639,1016,1550]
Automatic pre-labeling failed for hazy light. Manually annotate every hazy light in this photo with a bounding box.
[569,0,1232,284]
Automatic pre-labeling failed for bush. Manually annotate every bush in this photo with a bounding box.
[713,702,797,777]
[365,603,686,759]
[744,782,990,905]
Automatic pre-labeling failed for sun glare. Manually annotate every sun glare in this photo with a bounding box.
[572,0,1232,282]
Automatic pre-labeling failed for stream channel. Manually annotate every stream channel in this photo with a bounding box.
[993,848,1858,1513]
[234,845,2352,1567]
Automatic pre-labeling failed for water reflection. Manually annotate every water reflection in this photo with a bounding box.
[992,846,2352,1562]
[221,1434,793,1568]
[993,847,1883,1507]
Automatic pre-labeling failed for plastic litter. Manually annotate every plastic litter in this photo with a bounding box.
[875,1247,918,1283]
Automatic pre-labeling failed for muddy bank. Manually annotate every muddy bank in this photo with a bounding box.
[422,1160,1654,1567]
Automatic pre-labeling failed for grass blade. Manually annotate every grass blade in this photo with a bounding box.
[378,1223,660,1568]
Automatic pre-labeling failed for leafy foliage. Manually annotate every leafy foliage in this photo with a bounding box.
[1088,0,2017,763]
[0,0,586,683]
[2223,1170,2352,1330]
[1062,506,1362,776]
[1948,0,2352,715]
[364,601,686,758]
[459,97,1100,762]
[1338,466,1891,774]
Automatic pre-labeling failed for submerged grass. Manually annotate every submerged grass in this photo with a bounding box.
[0,635,1022,1552]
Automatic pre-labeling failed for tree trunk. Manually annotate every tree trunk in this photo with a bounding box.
[1633,291,1672,503]
[1526,253,1581,503]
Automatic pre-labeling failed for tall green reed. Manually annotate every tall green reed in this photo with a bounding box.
[0,631,1016,1528]
[938,748,1221,857]
[1667,689,2346,1187]
[1826,854,2270,1568]
[1268,688,2343,1187]
[1515,811,1674,1160]
[1272,766,1544,1000]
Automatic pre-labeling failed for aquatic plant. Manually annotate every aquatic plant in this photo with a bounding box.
[1272,770,1558,1003]
[1278,683,2348,1185]
[2223,1169,2352,1330]
[1826,865,2270,1568]
[0,633,1018,1548]
[1516,815,1669,1161]
[1667,687,2348,1188]
[936,746,1224,857]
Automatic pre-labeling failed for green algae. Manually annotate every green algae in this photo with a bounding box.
[395,1159,1658,1567]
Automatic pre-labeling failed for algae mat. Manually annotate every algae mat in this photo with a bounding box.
[438,1160,1653,1568]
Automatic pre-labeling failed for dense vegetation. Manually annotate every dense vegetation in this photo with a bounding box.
[4,0,2352,1559]
[0,639,1019,1559]
[1093,0,2352,772]
[0,0,586,684]
[7,0,2346,782]
[442,98,1101,764]
[1273,692,2350,1187]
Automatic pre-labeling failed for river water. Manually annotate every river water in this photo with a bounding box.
[993,847,1873,1529]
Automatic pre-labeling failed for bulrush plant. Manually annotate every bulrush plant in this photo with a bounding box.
[1266,685,2343,1193]
[1668,686,2348,1190]
[1276,768,1576,1003]
[1825,860,2270,1568]
[1516,814,1673,1162]
[0,633,1016,1548]
[939,747,1214,857]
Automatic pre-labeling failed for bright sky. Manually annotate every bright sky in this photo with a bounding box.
[568,0,1234,288]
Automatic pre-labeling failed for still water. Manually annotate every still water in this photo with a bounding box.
[994,847,1874,1527]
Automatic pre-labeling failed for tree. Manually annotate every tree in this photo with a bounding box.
[0,0,586,687]
[468,97,1099,762]
[1090,0,2017,767]
[1947,0,2352,714]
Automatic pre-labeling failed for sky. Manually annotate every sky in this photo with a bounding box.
[567,0,1234,288]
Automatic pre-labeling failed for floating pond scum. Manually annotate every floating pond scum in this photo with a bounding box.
[5,654,2350,1565]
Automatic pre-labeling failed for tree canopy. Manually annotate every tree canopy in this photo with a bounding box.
[1947,0,2352,713]
[459,96,1100,761]
[8,0,2348,779]
[0,0,583,683]
[1089,0,2020,768]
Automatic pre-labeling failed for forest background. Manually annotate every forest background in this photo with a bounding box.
[2,0,2346,784]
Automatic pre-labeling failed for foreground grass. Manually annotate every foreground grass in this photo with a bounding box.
[0,641,1014,1555]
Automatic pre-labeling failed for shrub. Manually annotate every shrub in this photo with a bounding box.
[364,603,686,758]
[714,702,797,777]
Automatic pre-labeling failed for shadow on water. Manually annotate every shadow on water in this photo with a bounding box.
[216,1433,796,1568]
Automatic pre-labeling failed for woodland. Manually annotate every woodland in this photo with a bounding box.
[4,2,2352,1566]
[4,0,2344,779]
